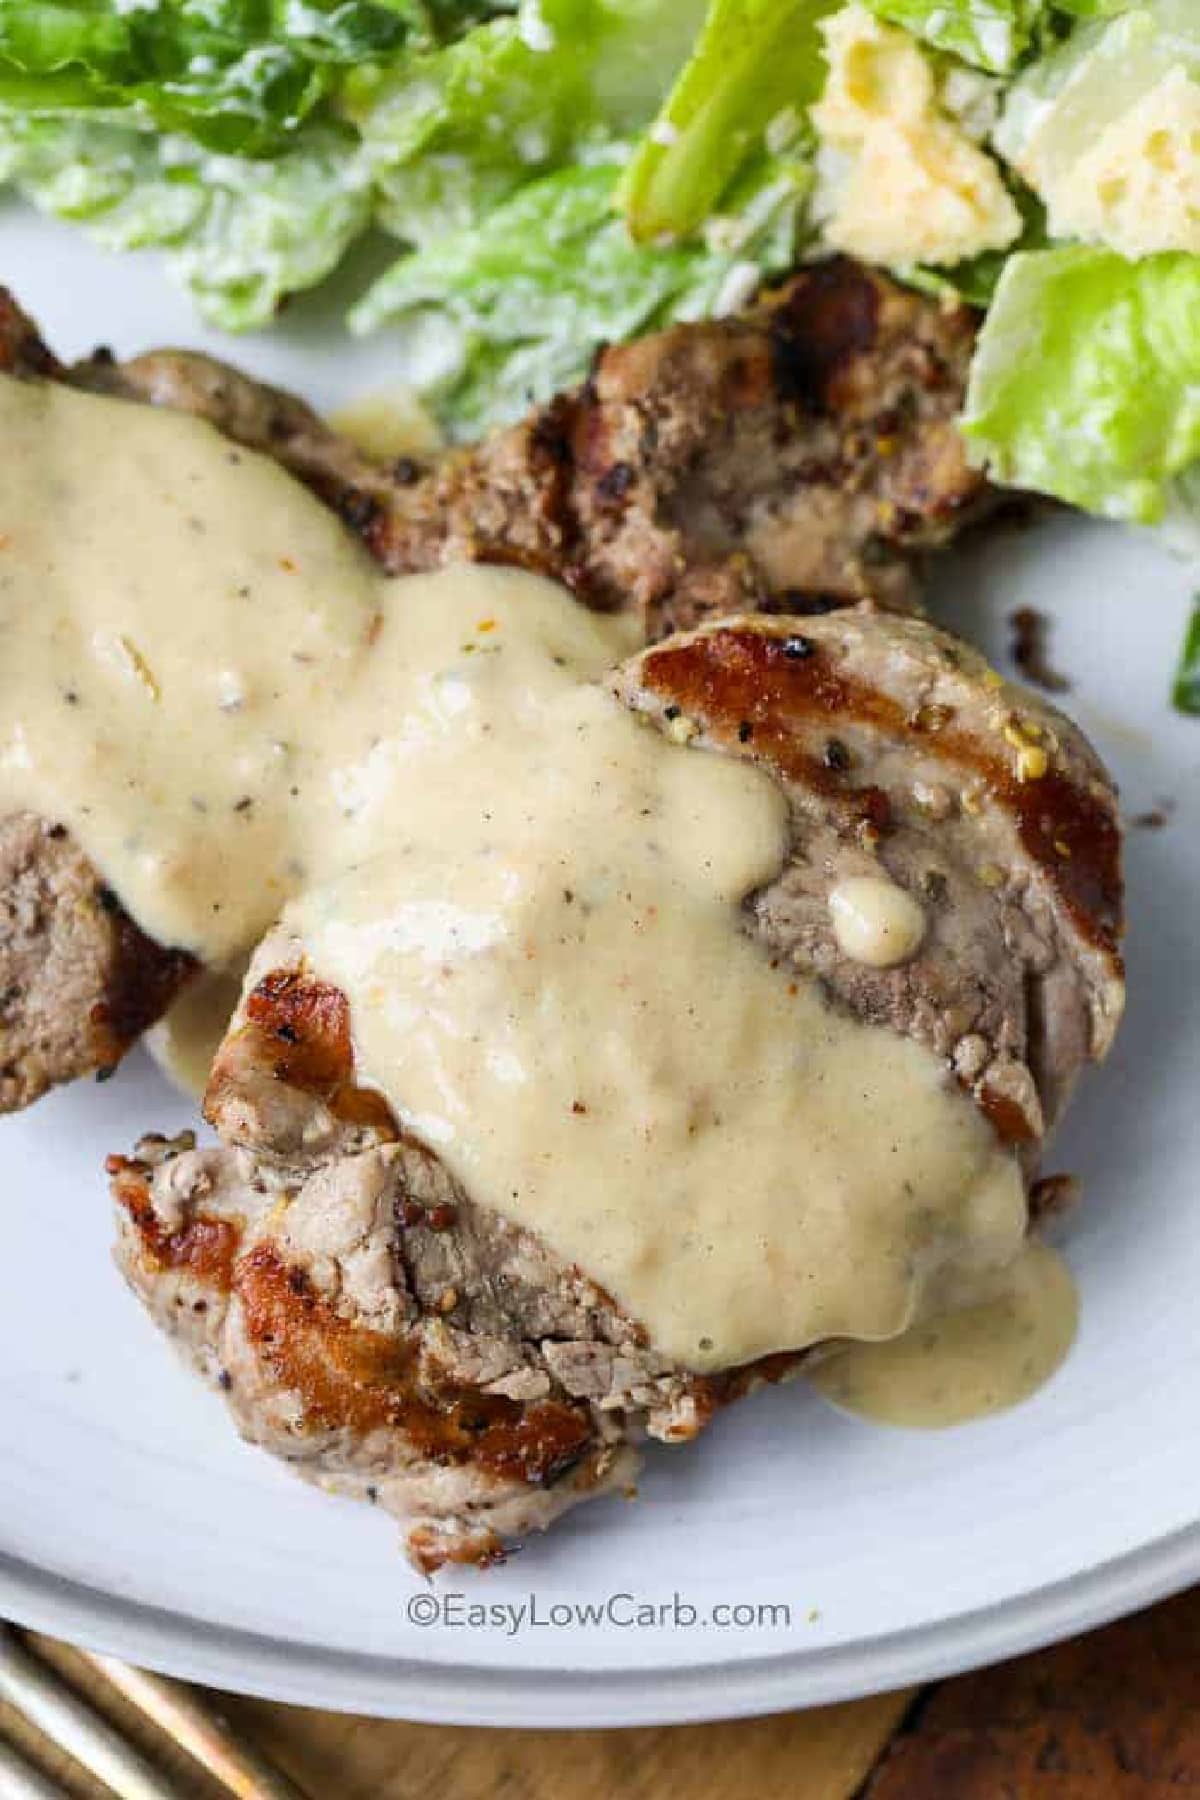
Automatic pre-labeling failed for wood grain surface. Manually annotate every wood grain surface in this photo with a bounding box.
[4,1587,1198,1799]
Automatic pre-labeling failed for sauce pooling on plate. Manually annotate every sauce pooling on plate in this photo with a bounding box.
[810,1242,1078,1427]
[0,369,1068,1393]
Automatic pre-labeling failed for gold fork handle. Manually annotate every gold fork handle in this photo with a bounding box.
[83,1657,311,1800]
[0,1734,71,1800]
[0,1629,176,1800]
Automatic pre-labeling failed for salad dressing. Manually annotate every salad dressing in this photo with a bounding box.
[0,370,1058,1391]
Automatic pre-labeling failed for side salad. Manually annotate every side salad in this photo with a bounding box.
[0,0,1197,687]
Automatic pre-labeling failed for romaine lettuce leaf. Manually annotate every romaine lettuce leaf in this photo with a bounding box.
[0,0,431,154]
[348,0,705,247]
[0,115,207,241]
[346,14,591,245]
[1052,1,1133,14]
[618,0,834,242]
[860,0,1044,74]
[1173,597,1200,714]
[0,113,371,327]
[172,130,373,327]
[961,246,1200,525]
[352,155,805,435]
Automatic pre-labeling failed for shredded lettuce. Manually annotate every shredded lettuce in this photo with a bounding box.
[617,0,834,242]
[860,0,1044,74]
[962,246,1200,525]
[352,155,806,435]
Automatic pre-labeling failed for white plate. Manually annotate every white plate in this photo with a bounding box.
[1,207,1198,1728]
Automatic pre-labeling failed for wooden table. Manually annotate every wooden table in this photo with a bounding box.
[6,1587,1199,1798]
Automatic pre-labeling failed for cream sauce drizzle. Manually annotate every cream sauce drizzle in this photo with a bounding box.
[289,612,1027,1371]
[328,386,441,461]
[809,1242,1078,1427]
[829,875,926,968]
[146,965,248,1100]
[0,370,1045,1384]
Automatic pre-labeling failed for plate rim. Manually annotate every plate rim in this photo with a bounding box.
[2,214,1197,1735]
[4,1521,1199,1726]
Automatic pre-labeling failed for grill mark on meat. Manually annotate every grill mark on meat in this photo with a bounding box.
[635,626,1122,965]
[110,1116,807,1567]
[233,966,398,1137]
[237,1243,598,1488]
[245,968,352,1089]
[768,258,881,412]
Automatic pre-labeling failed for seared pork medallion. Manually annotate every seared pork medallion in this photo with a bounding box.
[0,258,982,1108]
[0,270,1123,1566]
[110,592,1121,1571]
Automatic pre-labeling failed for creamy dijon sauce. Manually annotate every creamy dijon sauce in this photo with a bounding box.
[829,876,926,969]
[810,1243,1078,1428]
[146,965,249,1099]
[0,373,400,964]
[328,385,442,461]
[289,617,1026,1371]
[0,370,1043,1383]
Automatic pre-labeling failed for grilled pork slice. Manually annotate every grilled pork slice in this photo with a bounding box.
[111,608,1123,1570]
[0,818,195,1111]
[0,258,983,1111]
[82,257,983,632]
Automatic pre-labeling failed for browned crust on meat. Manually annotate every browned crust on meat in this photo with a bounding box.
[632,623,1122,967]
[236,1244,599,1489]
[110,1137,646,1571]
[614,608,1124,1152]
[211,962,804,1419]
[107,1153,241,1286]
[211,966,399,1139]
[94,902,197,1056]
[214,964,816,1437]
[110,1104,801,1570]
[366,259,985,634]
[77,260,984,638]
